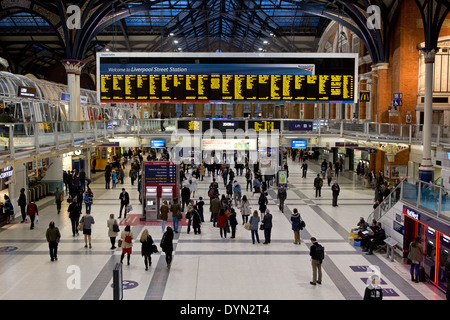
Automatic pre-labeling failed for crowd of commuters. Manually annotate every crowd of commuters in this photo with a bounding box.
[3,144,445,299]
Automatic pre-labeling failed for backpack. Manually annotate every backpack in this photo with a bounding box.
[60,193,64,202]
[208,188,214,198]
[318,179,323,188]
[27,203,36,215]
[314,244,325,261]
[84,194,89,203]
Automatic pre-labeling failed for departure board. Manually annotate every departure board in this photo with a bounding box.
[97,52,357,103]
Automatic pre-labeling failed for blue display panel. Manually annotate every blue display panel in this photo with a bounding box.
[292,140,307,149]
[151,140,166,148]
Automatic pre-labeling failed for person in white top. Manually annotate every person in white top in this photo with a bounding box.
[189,174,198,198]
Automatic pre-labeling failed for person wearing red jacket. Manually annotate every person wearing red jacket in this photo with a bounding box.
[217,208,228,239]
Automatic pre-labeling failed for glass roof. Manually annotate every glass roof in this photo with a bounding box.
[0,12,50,27]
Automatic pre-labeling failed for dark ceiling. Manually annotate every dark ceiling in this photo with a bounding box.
[0,0,447,82]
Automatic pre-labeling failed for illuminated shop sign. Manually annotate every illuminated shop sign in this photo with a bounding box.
[0,166,13,179]
[403,206,420,220]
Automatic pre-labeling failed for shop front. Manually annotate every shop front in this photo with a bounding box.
[0,166,14,225]
[402,205,449,293]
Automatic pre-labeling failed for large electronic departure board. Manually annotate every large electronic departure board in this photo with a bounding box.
[97,52,358,104]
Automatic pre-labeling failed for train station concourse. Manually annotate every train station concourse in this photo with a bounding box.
[0,0,449,311]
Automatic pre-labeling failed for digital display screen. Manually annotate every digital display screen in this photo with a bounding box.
[292,140,307,149]
[97,53,357,103]
[18,86,37,98]
[151,140,166,148]
[144,162,177,184]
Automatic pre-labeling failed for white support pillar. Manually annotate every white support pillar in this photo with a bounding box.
[419,48,436,183]
[61,59,85,121]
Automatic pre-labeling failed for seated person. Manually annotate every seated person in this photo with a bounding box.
[365,222,386,255]
[351,217,369,234]
[360,220,378,249]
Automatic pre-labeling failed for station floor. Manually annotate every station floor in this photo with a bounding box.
[0,158,446,304]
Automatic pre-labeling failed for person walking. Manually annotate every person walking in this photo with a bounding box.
[118,188,130,219]
[331,180,340,207]
[107,214,120,249]
[233,181,242,207]
[291,208,302,245]
[189,174,198,198]
[196,197,205,222]
[84,187,94,213]
[140,229,156,270]
[258,192,268,219]
[217,208,228,239]
[191,204,202,235]
[159,200,169,232]
[245,169,253,192]
[210,195,222,227]
[262,209,273,244]
[4,195,14,225]
[186,200,195,234]
[326,167,333,186]
[228,208,238,238]
[198,162,205,181]
[314,174,323,198]
[181,185,190,212]
[249,210,261,244]
[26,200,38,230]
[170,199,182,233]
[120,225,133,265]
[105,169,111,189]
[112,170,117,188]
[18,188,27,223]
[45,221,61,261]
[240,195,251,224]
[301,161,308,178]
[309,237,324,285]
[54,187,63,215]
[408,236,425,283]
[80,210,95,248]
[277,184,287,212]
[68,199,81,236]
[160,226,174,269]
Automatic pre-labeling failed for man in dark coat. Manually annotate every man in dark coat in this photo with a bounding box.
[331,180,340,207]
[262,209,273,244]
[119,188,130,218]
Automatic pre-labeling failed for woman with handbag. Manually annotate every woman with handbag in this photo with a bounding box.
[140,229,157,270]
[240,195,251,225]
[291,208,301,245]
[249,210,261,244]
[120,225,134,265]
[107,214,120,249]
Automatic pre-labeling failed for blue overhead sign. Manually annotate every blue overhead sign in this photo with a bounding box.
[292,140,307,149]
[151,140,166,148]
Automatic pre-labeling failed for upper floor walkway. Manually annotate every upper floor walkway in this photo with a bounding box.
[0,117,447,167]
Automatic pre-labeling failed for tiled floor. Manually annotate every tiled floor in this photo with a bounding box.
[0,158,446,301]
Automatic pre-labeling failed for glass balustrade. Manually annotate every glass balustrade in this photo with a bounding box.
[0,118,443,157]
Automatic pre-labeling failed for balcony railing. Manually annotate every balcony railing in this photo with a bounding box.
[0,118,444,158]
[368,180,450,225]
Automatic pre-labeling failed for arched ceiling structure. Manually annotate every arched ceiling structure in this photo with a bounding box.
[0,0,448,79]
